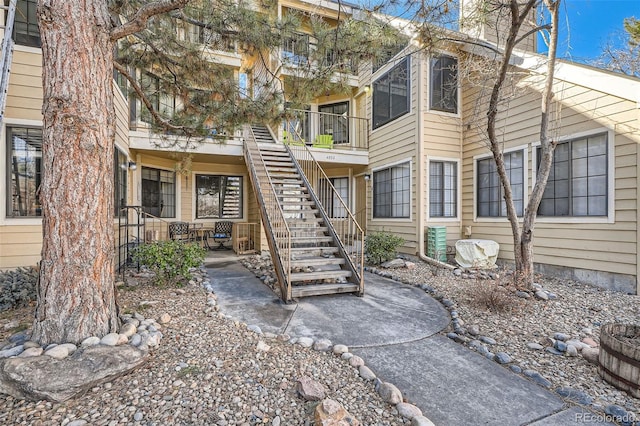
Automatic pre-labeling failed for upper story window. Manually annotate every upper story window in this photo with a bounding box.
[196,175,243,219]
[282,32,310,65]
[372,57,410,130]
[476,150,524,217]
[429,160,457,218]
[319,102,349,145]
[430,55,458,114]
[537,133,608,217]
[139,72,177,123]
[7,126,42,217]
[14,0,41,48]
[373,161,410,219]
[141,167,176,218]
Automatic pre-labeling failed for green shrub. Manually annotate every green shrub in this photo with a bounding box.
[132,240,206,286]
[365,231,405,265]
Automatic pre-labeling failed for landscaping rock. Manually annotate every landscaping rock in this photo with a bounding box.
[314,398,360,426]
[296,376,326,401]
[332,344,348,355]
[411,416,436,426]
[581,347,599,365]
[358,365,376,381]
[0,345,147,402]
[377,382,402,404]
[313,338,332,352]
[396,402,422,419]
[381,259,405,269]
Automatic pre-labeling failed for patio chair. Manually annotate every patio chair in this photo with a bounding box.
[283,130,306,146]
[312,134,333,149]
[211,221,233,250]
[168,221,192,243]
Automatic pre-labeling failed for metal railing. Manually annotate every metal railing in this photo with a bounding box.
[242,125,292,300]
[286,142,365,294]
[283,109,368,151]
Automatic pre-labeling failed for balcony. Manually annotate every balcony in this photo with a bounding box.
[282,109,368,152]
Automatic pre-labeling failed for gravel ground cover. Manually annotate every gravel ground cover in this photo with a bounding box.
[0,269,409,426]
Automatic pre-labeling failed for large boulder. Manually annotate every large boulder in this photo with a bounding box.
[0,345,147,402]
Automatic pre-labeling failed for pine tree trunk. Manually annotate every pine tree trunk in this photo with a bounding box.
[32,0,119,345]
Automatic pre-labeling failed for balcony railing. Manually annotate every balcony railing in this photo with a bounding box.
[283,109,368,151]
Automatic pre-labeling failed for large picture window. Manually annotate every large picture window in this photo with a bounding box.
[373,57,410,129]
[319,177,349,218]
[477,151,524,217]
[14,0,41,48]
[538,133,608,217]
[7,127,42,217]
[196,175,242,219]
[430,55,458,113]
[373,162,410,218]
[142,167,176,218]
[429,160,457,218]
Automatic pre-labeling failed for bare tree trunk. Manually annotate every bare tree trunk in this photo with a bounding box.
[485,0,537,279]
[33,0,119,345]
[519,0,561,284]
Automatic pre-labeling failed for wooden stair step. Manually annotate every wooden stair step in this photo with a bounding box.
[290,246,339,254]
[291,257,345,267]
[281,200,316,206]
[287,217,325,223]
[291,283,359,298]
[290,270,352,282]
[291,236,334,243]
[264,160,294,166]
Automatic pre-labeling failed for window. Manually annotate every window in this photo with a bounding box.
[14,0,40,47]
[429,161,457,218]
[114,148,128,216]
[373,162,410,218]
[373,39,407,73]
[477,151,524,217]
[141,167,176,218]
[373,57,410,129]
[538,133,608,217]
[7,126,42,217]
[319,177,349,218]
[196,175,242,219]
[282,32,310,65]
[430,55,458,113]
[139,73,176,123]
[319,102,349,144]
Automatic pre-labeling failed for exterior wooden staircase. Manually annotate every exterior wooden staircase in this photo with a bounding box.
[243,125,364,301]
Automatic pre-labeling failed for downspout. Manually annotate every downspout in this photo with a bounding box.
[417,52,456,270]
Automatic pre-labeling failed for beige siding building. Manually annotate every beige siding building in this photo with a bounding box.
[1,0,639,295]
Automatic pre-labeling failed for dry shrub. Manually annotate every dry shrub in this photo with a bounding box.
[471,278,521,313]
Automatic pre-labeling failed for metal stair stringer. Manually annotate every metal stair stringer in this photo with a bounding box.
[242,125,292,301]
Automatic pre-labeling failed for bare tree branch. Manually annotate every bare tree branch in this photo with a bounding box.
[110,0,189,41]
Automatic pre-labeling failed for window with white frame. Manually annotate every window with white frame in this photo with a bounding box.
[430,55,458,113]
[7,126,42,217]
[373,162,410,218]
[537,133,608,217]
[372,57,410,129]
[141,167,176,218]
[429,160,457,217]
[196,175,242,219]
[319,177,349,218]
[477,151,524,217]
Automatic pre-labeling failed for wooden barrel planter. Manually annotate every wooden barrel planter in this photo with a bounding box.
[598,323,640,398]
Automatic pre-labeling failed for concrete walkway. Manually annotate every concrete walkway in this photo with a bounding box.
[205,256,613,425]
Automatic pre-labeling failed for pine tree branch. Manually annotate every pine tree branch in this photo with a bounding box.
[111,0,189,41]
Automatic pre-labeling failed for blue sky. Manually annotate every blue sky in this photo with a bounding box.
[553,0,640,63]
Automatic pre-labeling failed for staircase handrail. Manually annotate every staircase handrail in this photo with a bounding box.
[242,125,292,300]
[285,141,365,295]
